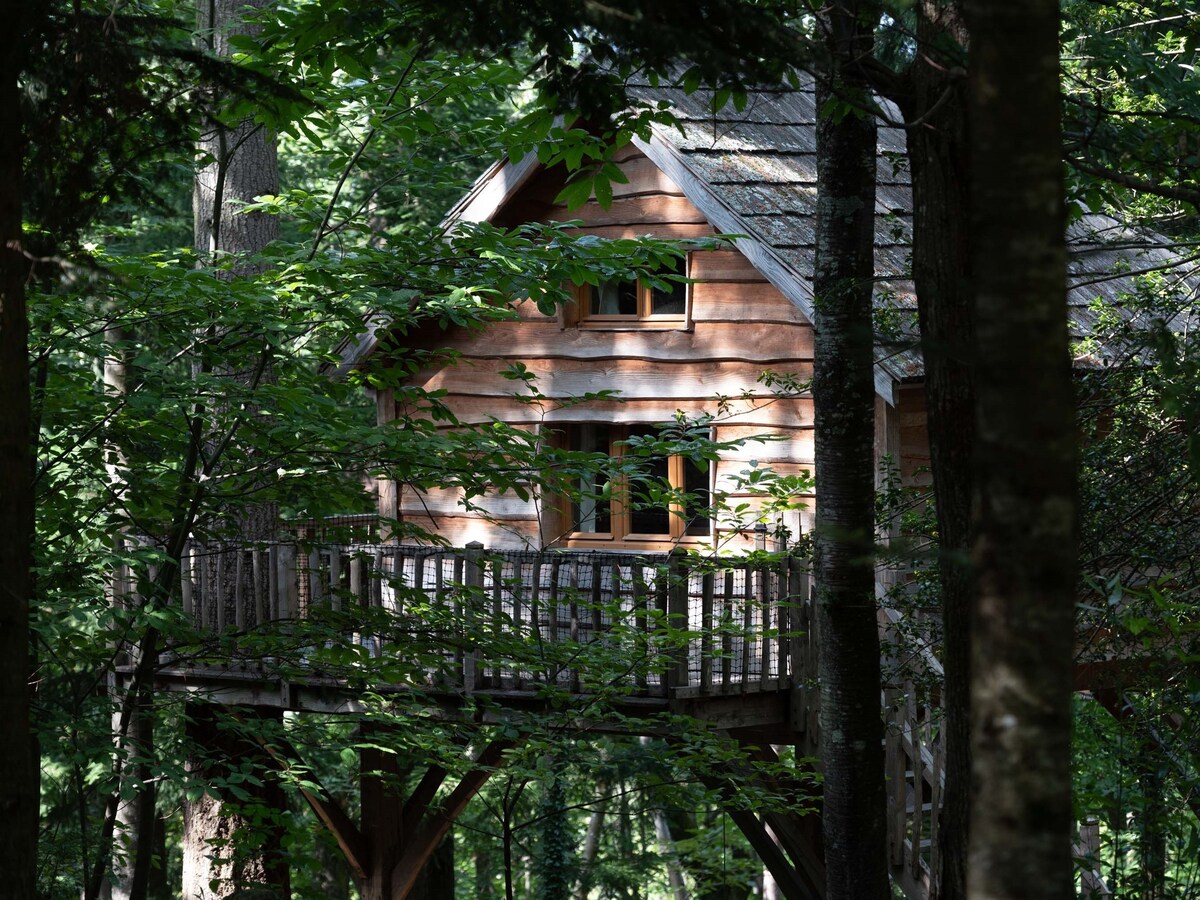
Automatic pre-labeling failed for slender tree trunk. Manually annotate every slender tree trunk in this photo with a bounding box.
[965,2,1076,899]
[649,807,687,900]
[812,4,888,898]
[535,774,574,900]
[1136,759,1166,900]
[896,10,973,896]
[576,786,608,900]
[110,689,158,900]
[0,6,38,894]
[105,306,159,900]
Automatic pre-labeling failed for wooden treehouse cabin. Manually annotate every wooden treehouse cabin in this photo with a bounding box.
[111,73,1180,900]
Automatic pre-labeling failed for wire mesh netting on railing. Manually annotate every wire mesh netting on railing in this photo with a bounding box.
[114,541,816,700]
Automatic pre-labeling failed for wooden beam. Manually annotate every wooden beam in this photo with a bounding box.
[400,764,448,837]
[388,740,513,900]
[362,739,405,900]
[708,739,826,898]
[251,734,370,881]
[726,807,823,900]
[763,809,826,899]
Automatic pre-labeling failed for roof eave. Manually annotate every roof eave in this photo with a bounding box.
[337,151,544,375]
[632,130,903,405]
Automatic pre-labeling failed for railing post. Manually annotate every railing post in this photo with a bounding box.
[463,542,485,693]
[234,549,246,632]
[1078,817,1111,898]
[252,548,265,627]
[667,549,689,692]
[215,543,227,632]
[700,570,714,693]
[180,543,193,621]
[279,543,298,620]
[328,547,342,613]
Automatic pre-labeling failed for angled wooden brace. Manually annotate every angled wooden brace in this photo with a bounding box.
[388,739,513,900]
[253,733,371,881]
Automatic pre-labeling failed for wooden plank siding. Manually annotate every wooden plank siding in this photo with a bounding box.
[375,147,928,550]
[896,386,932,489]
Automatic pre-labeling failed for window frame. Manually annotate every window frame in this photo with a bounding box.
[556,423,713,549]
[570,253,692,331]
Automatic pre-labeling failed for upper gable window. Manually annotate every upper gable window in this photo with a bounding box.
[577,255,689,329]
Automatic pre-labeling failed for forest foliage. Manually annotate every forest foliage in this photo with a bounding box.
[11,0,1200,898]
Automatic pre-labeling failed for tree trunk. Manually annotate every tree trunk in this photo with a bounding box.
[965,2,1076,899]
[535,774,574,900]
[812,4,889,898]
[182,705,291,899]
[184,2,288,892]
[896,10,973,897]
[0,6,38,895]
[576,786,608,900]
[649,807,687,900]
[110,689,158,900]
[1136,759,1166,900]
[194,0,279,266]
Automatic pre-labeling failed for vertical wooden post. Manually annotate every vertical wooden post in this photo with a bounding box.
[700,571,714,693]
[568,560,580,693]
[1077,817,1109,899]
[372,548,385,612]
[907,687,924,880]
[548,556,562,654]
[451,552,465,687]
[329,548,342,613]
[307,547,321,613]
[490,558,503,689]
[741,565,754,691]
[181,543,194,621]
[252,548,264,627]
[387,546,403,616]
[529,558,542,683]
[511,560,525,690]
[886,691,905,867]
[372,548,385,658]
[633,565,648,692]
[215,544,227,633]
[788,556,807,686]
[234,550,246,632]
[759,554,771,688]
[280,543,298,620]
[463,542,484,694]
[268,544,279,622]
[591,564,604,635]
[722,570,735,690]
[360,733,404,900]
[666,550,689,692]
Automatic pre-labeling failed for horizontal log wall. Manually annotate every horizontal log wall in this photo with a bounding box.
[384,147,820,550]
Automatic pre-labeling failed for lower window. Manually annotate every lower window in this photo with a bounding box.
[561,423,711,547]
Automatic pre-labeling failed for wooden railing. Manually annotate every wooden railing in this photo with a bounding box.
[112,538,1107,900]
[876,600,1113,900]
[116,540,817,701]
